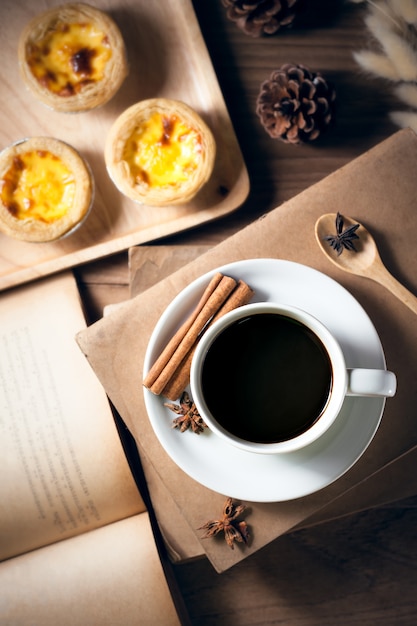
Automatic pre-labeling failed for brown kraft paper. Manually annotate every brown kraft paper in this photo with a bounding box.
[77,128,417,573]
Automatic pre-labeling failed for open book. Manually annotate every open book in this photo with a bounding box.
[0,272,182,625]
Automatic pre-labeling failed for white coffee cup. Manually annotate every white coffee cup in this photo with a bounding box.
[190,302,396,454]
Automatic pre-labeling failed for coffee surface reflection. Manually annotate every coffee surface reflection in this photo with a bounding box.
[201,313,332,444]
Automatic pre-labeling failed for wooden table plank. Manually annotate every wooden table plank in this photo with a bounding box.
[76,2,417,623]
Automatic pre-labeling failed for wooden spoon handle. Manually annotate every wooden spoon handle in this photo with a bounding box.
[372,262,417,315]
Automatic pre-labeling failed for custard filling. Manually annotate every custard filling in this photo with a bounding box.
[26,21,112,96]
[0,150,76,223]
[123,112,203,188]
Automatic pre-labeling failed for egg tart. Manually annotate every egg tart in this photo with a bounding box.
[0,137,94,243]
[18,3,128,112]
[104,98,216,206]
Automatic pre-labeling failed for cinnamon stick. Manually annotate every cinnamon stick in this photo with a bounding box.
[145,274,237,396]
[143,272,223,389]
[210,279,254,325]
[161,280,254,401]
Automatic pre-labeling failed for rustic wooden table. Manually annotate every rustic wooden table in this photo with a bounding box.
[75,1,417,624]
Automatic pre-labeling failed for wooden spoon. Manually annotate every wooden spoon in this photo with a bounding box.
[315,213,417,315]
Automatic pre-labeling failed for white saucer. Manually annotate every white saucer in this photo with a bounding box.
[143,259,386,502]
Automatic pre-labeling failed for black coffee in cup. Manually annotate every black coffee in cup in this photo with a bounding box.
[201,312,332,444]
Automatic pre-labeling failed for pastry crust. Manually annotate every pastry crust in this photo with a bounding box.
[0,137,94,242]
[18,3,128,112]
[104,98,216,206]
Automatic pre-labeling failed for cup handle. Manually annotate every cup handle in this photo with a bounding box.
[347,369,397,398]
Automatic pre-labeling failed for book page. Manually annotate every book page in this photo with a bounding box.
[0,272,145,562]
[0,513,181,626]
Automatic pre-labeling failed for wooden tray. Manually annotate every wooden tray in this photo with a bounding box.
[0,0,249,291]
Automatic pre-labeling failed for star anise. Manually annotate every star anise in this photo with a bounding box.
[324,212,360,255]
[198,497,250,549]
[164,391,207,434]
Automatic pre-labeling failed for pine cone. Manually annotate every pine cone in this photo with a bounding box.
[222,0,301,37]
[256,64,336,144]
